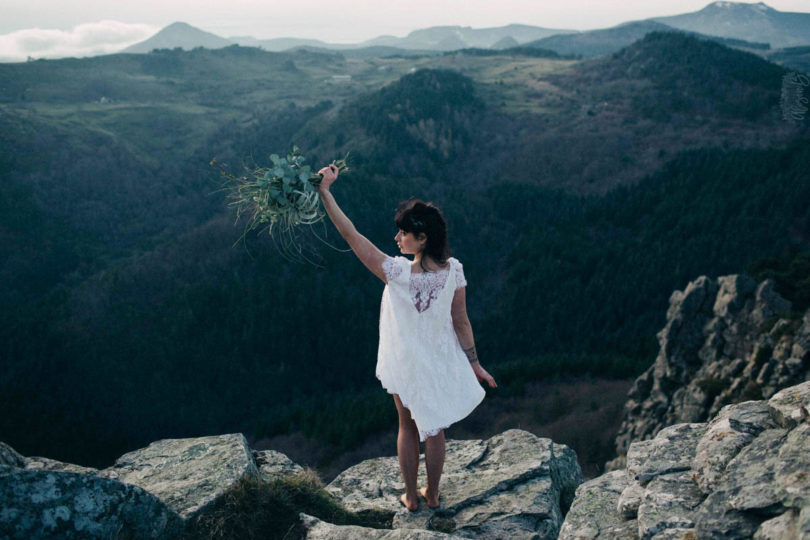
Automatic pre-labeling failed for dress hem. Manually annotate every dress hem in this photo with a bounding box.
[376,372,482,442]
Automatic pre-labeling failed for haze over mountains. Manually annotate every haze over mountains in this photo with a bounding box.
[118,1,810,59]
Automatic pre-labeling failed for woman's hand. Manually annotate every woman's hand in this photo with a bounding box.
[317,163,339,193]
[471,362,497,388]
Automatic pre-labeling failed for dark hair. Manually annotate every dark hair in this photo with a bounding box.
[394,198,450,272]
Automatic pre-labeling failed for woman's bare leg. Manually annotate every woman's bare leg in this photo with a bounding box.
[393,394,419,510]
[421,429,444,507]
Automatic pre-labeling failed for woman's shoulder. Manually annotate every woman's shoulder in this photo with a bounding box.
[382,255,409,282]
[448,257,467,288]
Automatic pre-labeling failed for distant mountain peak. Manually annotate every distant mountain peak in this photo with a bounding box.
[654,1,808,48]
[704,1,775,10]
[165,21,194,28]
[122,21,234,54]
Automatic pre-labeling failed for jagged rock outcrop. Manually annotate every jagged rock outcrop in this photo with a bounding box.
[607,273,809,471]
[0,433,263,538]
[1,429,581,539]
[253,447,305,481]
[0,465,184,539]
[96,433,260,520]
[559,380,810,539]
[304,429,583,539]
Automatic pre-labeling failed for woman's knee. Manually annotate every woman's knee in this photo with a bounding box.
[393,394,416,425]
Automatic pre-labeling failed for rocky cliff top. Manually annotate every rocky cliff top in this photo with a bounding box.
[0,429,582,539]
[607,273,810,471]
[560,380,810,539]
[2,272,808,539]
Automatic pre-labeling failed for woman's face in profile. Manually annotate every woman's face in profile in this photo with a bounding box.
[395,229,421,255]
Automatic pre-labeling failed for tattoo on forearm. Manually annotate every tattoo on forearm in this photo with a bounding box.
[463,346,478,363]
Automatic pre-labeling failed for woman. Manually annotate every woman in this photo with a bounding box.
[317,163,497,512]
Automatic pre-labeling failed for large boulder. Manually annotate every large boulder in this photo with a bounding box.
[322,429,583,539]
[560,380,810,540]
[0,466,183,539]
[558,470,638,539]
[96,432,261,521]
[608,274,808,471]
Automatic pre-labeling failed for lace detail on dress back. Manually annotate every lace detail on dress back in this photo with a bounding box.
[410,270,450,313]
[382,256,467,313]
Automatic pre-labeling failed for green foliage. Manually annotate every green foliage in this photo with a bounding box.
[255,390,396,460]
[180,469,387,540]
[341,68,482,172]
[490,353,650,397]
[214,146,349,262]
[748,248,810,312]
[446,47,566,59]
[490,139,810,361]
[606,31,788,121]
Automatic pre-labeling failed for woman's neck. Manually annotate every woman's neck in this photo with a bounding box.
[413,252,447,271]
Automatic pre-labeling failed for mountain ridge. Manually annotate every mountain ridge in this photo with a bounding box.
[115,2,810,57]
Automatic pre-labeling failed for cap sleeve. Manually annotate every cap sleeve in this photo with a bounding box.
[452,257,467,289]
[382,255,407,283]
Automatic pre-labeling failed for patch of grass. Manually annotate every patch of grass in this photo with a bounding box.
[179,468,388,540]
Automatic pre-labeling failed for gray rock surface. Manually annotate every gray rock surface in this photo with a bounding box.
[691,400,779,494]
[299,512,463,539]
[561,380,810,540]
[0,441,26,468]
[24,455,99,475]
[253,448,305,481]
[626,423,707,486]
[638,470,703,540]
[558,470,638,539]
[0,467,183,539]
[96,432,260,520]
[754,508,804,540]
[607,274,808,471]
[324,429,582,539]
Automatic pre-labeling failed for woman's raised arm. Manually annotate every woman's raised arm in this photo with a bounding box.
[318,164,387,283]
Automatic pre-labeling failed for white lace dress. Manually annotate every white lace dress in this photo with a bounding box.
[376,255,486,441]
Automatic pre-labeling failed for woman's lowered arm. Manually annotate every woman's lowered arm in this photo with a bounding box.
[451,286,497,388]
[317,164,387,283]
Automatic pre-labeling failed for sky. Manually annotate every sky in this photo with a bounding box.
[1,0,809,62]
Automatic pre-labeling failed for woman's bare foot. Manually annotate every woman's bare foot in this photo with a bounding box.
[400,492,418,511]
[419,486,439,509]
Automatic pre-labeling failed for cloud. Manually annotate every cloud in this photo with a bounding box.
[0,20,159,62]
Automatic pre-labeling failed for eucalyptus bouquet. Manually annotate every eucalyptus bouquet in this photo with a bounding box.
[212,146,349,262]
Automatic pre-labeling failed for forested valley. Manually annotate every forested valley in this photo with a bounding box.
[2,31,808,478]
